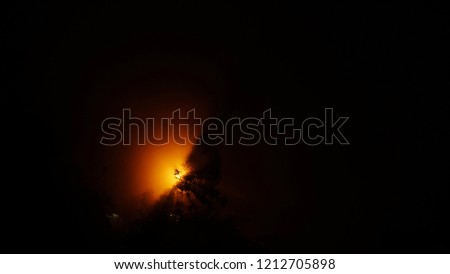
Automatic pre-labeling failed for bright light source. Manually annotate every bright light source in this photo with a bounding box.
[136,143,192,202]
[174,169,180,180]
[174,168,186,180]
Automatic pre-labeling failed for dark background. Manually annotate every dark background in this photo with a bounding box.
[2,1,449,253]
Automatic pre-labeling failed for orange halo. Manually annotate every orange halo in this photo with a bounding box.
[134,142,192,202]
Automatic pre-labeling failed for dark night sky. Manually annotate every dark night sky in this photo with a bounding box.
[2,1,449,253]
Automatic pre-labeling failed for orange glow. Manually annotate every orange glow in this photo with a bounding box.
[135,143,192,201]
[107,88,213,210]
[174,166,189,180]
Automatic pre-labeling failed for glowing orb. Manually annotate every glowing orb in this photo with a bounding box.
[135,144,192,201]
